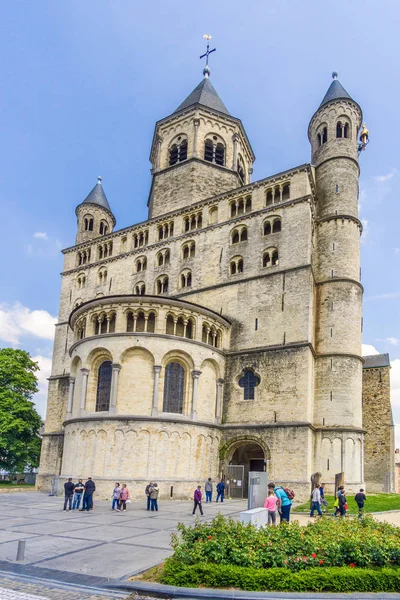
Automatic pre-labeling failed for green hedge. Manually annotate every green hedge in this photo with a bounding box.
[161,560,400,592]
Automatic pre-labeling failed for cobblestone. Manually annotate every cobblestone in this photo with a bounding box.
[0,577,127,600]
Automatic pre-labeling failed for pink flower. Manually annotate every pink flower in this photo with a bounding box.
[302,556,308,562]
[284,559,288,564]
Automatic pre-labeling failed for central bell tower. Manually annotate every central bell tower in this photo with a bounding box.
[147,66,255,219]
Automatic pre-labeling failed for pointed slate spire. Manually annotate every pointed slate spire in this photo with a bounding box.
[319,72,353,108]
[174,77,230,115]
[80,176,112,212]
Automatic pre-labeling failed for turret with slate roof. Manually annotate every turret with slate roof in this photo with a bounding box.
[75,176,116,244]
[147,61,255,219]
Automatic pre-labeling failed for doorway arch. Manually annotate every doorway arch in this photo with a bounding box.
[223,438,269,498]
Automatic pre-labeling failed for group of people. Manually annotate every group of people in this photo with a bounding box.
[264,483,293,524]
[111,482,131,511]
[193,479,226,515]
[63,477,95,511]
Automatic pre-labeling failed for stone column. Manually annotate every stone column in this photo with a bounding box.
[193,119,200,158]
[66,376,75,415]
[110,364,121,414]
[232,133,239,170]
[152,366,162,416]
[156,135,163,171]
[216,378,224,423]
[80,368,89,412]
[248,167,253,183]
[191,370,202,420]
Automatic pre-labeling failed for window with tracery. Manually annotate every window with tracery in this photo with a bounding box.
[96,360,112,411]
[317,126,328,146]
[98,241,113,260]
[263,248,279,267]
[183,212,202,232]
[133,230,149,249]
[336,120,349,139]
[182,241,195,259]
[77,249,91,266]
[163,362,185,413]
[169,137,188,165]
[98,268,107,286]
[204,137,225,166]
[76,274,86,289]
[239,369,260,400]
[230,196,252,218]
[231,226,248,244]
[201,323,222,348]
[264,217,282,235]
[156,275,169,295]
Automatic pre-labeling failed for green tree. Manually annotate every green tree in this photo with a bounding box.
[0,348,43,473]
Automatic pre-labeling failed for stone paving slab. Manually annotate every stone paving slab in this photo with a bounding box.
[121,529,175,550]
[0,537,100,565]
[55,525,155,542]
[38,541,170,579]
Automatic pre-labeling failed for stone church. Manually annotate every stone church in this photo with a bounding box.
[37,66,396,500]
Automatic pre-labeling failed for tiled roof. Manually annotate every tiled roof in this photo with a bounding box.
[319,77,353,108]
[81,179,112,213]
[363,353,390,369]
[174,77,229,115]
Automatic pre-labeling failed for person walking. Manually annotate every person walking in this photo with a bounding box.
[319,482,328,513]
[193,485,204,515]
[149,483,159,511]
[274,484,292,522]
[334,485,344,517]
[205,478,213,502]
[338,488,347,517]
[310,483,323,517]
[264,484,280,526]
[80,477,95,511]
[216,480,225,503]
[63,478,75,511]
[112,482,121,511]
[119,483,130,512]
[354,488,366,517]
[145,482,153,511]
[72,479,84,510]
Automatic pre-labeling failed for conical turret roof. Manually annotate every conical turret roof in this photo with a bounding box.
[319,72,353,108]
[174,77,229,115]
[81,177,112,212]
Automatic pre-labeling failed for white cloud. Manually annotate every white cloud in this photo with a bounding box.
[365,291,400,302]
[0,302,57,346]
[387,337,400,346]
[33,232,48,240]
[31,354,52,419]
[374,168,397,182]
[362,343,380,356]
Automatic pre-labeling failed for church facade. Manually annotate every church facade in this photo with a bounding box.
[37,69,390,500]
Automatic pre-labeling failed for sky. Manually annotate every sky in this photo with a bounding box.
[0,0,399,445]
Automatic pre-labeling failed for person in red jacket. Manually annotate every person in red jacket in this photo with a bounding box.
[193,485,204,515]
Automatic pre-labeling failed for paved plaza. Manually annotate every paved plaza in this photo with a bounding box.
[0,492,249,582]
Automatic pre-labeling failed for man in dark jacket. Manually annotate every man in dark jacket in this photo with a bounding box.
[63,478,75,511]
[354,488,366,517]
[81,477,96,511]
[145,482,153,511]
[216,480,225,503]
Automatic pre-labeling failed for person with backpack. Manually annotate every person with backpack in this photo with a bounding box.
[354,488,366,517]
[149,483,159,511]
[273,483,293,522]
[338,488,347,517]
[216,480,225,502]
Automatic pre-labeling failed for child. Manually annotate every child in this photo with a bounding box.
[264,488,280,526]
[112,482,121,511]
[354,488,366,516]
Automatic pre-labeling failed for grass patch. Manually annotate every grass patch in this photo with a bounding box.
[129,563,164,582]
[0,482,35,488]
[294,493,400,514]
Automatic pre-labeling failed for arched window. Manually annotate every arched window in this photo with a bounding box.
[231,226,247,244]
[136,311,146,332]
[282,184,290,201]
[96,361,112,411]
[163,362,184,413]
[76,274,86,289]
[209,206,218,225]
[272,250,279,265]
[84,216,94,231]
[272,218,281,233]
[230,256,244,275]
[169,137,188,165]
[99,221,108,235]
[147,312,156,333]
[180,270,192,288]
[136,256,147,272]
[263,252,271,268]
[204,136,225,166]
[344,123,349,138]
[237,156,245,184]
[239,369,261,400]
[264,221,271,235]
[133,230,149,248]
[182,241,195,259]
[158,221,174,240]
[318,126,328,146]
[183,212,202,232]
[156,276,169,295]
[336,121,343,138]
[98,268,107,286]
[157,249,170,267]
[230,196,252,218]
[266,189,273,206]
[134,282,146,296]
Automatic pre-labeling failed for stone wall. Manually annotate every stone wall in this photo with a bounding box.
[362,365,396,492]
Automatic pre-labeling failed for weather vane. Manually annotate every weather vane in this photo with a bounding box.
[200,34,216,78]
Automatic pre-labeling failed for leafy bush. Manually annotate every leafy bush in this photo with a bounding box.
[170,514,400,571]
[161,560,400,592]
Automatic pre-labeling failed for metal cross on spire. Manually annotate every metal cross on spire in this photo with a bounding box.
[200,34,216,78]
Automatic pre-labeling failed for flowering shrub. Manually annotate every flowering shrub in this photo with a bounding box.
[170,514,400,572]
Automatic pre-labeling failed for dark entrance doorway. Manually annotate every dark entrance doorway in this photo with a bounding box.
[229,442,265,498]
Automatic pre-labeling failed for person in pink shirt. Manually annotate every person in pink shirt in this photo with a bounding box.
[264,486,280,526]
[118,483,130,512]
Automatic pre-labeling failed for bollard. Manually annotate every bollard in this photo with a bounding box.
[170,485,173,498]
[16,540,26,561]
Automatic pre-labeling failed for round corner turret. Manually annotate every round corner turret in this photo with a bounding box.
[75,177,116,245]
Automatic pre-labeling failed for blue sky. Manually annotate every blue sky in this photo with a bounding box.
[0,1,399,443]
